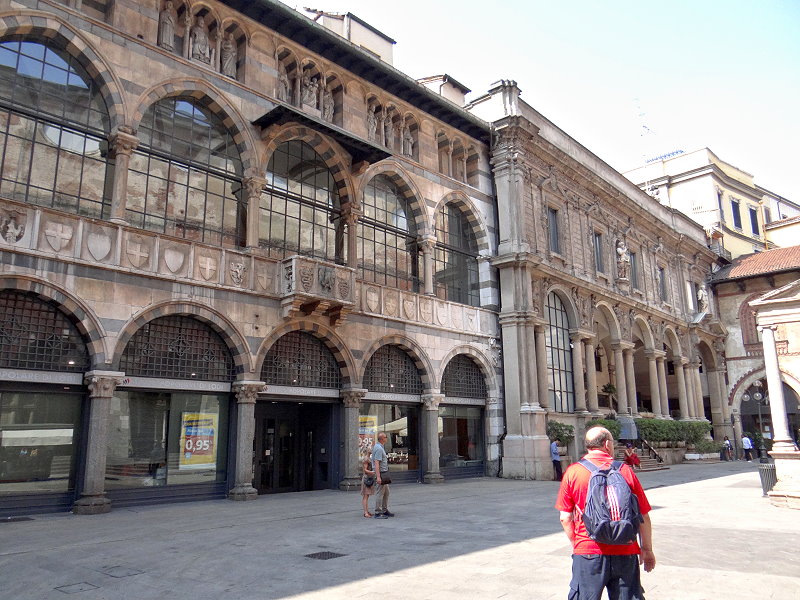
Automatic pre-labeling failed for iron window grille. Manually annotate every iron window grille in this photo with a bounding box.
[260,140,343,263]
[261,331,341,389]
[363,345,422,395]
[545,292,575,413]
[442,354,487,399]
[0,290,90,372]
[433,203,480,307]
[119,315,235,381]
[0,39,111,219]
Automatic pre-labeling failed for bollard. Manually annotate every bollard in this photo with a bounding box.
[758,462,777,496]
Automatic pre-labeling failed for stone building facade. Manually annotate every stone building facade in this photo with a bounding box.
[0,0,502,515]
[467,82,727,477]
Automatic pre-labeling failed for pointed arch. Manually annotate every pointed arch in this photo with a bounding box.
[360,335,434,390]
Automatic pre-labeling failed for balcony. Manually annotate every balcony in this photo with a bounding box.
[281,255,355,325]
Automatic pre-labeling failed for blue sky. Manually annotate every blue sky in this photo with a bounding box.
[306,1,800,198]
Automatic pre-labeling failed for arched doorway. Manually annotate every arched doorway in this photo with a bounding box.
[440,354,487,478]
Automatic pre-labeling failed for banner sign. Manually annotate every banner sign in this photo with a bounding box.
[358,415,378,461]
[179,412,218,470]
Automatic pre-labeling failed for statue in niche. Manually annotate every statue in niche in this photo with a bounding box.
[367,110,377,141]
[402,124,414,156]
[301,72,319,107]
[383,113,393,148]
[697,283,709,313]
[220,33,237,79]
[158,1,176,51]
[616,239,630,279]
[277,65,291,103]
[322,88,334,122]
[190,16,212,64]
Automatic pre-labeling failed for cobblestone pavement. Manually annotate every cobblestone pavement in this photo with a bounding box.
[1,461,797,600]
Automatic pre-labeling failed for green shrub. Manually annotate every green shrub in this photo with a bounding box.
[546,420,575,446]
[749,431,774,452]
[682,421,711,445]
[633,418,710,443]
[586,418,621,440]
[693,439,722,454]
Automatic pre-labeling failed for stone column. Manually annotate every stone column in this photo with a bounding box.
[760,326,796,450]
[656,355,670,418]
[525,319,540,409]
[419,236,436,296]
[345,211,360,269]
[646,351,661,417]
[535,324,549,410]
[613,345,629,415]
[73,371,124,515]
[571,333,588,413]
[340,389,367,490]
[691,363,705,420]
[708,368,726,435]
[585,337,600,415]
[624,347,638,416]
[243,176,266,250]
[422,393,445,484]
[229,381,263,501]
[108,127,139,224]
[681,362,695,419]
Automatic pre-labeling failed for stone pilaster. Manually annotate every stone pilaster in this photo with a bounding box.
[108,127,139,224]
[339,389,367,490]
[73,371,124,515]
[535,324,549,410]
[419,235,437,296]
[228,381,263,501]
[422,393,445,484]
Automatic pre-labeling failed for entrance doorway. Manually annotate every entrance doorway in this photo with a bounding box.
[253,402,334,494]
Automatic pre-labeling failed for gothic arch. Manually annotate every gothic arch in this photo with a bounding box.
[0,275,108,367]
[219,17,252,43]
[431,191,491,253]
[254,320,356,387]
[360,335,434,391]
[437,344,498,398]
[131,78,258,175]
[0,10,128,130]
[358,161,428,235]
[111,300,252,376]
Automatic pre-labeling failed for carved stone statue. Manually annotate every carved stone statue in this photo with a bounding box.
[383,113,393,148]
[402,125,414,156]
[367,110,377,141]
[220,33,237,79]
[616,239,630,279]
[697,283,709,313]
[190,16,211,64]
[277,65,290,103]
[158,1,176,51]
[322,88,334,122]
[301,73,318,107]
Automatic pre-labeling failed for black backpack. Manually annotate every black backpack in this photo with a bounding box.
[579,459,644,545]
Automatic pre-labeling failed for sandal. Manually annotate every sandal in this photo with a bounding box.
[363,512,373,518]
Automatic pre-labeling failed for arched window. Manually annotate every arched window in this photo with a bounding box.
[545,292,574,412]
[434,203,480,306]
[126,97,244,247]
[442,355,487,399]
[261,331,341,388]
[260,140,342,262]
[0,39,111,217]
[119,315,235,381]
[363,345,422,394]
[0,290,90,372]
[359,175,419,291]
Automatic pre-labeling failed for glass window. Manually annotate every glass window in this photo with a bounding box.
[749,207,759,236]
[548,206,560,254]
[0,391,82,494]
[438,405,484,468]
[731,199,742,229]
[629,251,639,289]
[434,203,480,307]
[261,331,341,388]
[260,140,342,262]
[363,345,422,394]
[442,355,487,399]
[359,402,419,472]
[126,98,244,247]
[359,175,419,291]
[0,39,111,218]
[105,391,228,489]
[593,231,604,273]
[545,292,574,413]
[763,206,772,224]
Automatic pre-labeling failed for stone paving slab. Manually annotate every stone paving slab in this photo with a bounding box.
[0,461,797,600]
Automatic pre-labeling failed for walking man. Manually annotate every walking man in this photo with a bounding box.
[372,432,394,519]
[551,436,563,481]
[742,434,754,462]
[556,427,655,600]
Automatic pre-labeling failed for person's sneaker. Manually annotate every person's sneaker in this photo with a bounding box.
[374,513,388,519]
[384,511,395,517]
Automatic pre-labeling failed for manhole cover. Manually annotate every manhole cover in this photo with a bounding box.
[2,516,33,523]
[99,566,143,578]
[304,551,346,560]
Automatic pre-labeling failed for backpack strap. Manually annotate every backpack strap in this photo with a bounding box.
[611,460,623,470]
[579,458,599,473]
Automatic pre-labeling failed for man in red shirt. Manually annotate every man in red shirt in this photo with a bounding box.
[555,427,656,600]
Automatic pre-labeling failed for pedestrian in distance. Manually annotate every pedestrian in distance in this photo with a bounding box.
[723,436,733,461]
[372,431,394,519]
[742,434,754,462]
[623,442,641,471]
[556,426,655,600]
[361,453,375,518]
[551,436,563,481]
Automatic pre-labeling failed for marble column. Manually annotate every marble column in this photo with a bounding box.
[229,381,263,501]
[422,393,445,483]
[624,348,638,417]
[691,363,705,420]
[108,127,139,224]
[760,326,796,450]
[243,176,266,250]
[613,345,629,415]
[681,363,695,419]
[73,371,124,515]
[585,337,600,415]
[535,325,549,410]
[339,389,367,490]
[656,356,669,418]
[571,333,588,413]
[420,236,436,296]
[708,368,726,435]
[345,211,360,269]
[646,351,661,417]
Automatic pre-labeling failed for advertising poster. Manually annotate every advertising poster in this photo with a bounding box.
[179,412,218,470]
[358,415,378,460]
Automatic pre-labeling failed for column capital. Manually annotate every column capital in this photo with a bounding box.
[418,234,437,254]
[232,381,265,404]
[421,393,445,411]
[612,341,635,352]
[84,370,125,398]
[341,388,367,407]
[757,324,778,333]
[109,126,139,157]
[645,349,667,360]
[242,176,267,199]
